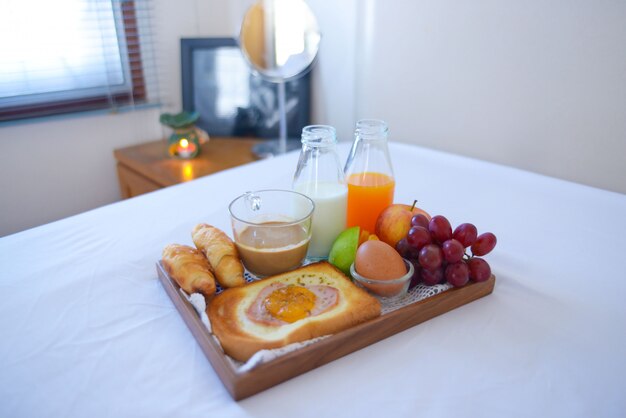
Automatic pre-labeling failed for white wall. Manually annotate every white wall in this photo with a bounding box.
[0,0,236,237]
[1,0,625,237]
[307,0,358,142]
[356,0,626,194]
[0,110,161,235]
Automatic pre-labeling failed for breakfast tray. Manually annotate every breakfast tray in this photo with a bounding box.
[156,261,495,400]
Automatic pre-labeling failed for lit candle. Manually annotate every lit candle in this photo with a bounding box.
[176,138,196,159]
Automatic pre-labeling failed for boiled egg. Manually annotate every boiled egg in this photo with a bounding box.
[354,240,407,280]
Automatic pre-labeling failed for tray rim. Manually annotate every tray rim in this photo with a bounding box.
[156,261,495,400]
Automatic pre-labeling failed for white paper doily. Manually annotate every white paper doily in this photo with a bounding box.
[184,270,452,373]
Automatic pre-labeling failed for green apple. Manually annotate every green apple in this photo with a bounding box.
[328,226,361,276]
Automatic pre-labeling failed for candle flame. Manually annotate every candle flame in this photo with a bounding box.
[179,138,189,147]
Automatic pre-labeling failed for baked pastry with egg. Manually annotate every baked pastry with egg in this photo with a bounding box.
[208,262,381,362]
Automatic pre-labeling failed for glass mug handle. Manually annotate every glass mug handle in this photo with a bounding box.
[244,191,262,211]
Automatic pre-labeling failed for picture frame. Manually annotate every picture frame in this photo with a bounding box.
[181,38,311,139]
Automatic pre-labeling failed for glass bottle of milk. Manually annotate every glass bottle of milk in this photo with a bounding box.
[293,125,348,260]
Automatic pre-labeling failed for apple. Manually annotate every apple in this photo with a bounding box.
[375,201,431,248]
[328,226,378,276]
[328,226,361,276]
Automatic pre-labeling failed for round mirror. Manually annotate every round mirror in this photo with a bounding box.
[240,0,321,82]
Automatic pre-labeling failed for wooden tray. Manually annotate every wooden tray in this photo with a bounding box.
[156,261,495,400]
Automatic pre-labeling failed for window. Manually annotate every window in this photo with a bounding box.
[0,0,157,122]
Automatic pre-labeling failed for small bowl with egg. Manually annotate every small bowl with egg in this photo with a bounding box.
[349,240,414,298]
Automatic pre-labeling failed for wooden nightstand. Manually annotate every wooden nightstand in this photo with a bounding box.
[113,137,261,199]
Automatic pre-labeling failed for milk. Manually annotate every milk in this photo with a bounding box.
[295,181,348,259]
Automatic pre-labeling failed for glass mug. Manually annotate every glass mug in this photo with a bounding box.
[229,189,315,277]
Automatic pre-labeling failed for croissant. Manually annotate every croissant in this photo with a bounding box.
[162,244,216,298]
[192,224,246,288]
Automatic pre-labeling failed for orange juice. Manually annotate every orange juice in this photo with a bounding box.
[346,172,395,232]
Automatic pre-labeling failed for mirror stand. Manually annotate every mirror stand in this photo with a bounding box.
[239,0,320,157]
[277,80,287,155]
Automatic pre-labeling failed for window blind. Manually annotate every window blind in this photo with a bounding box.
[0,0,160,122]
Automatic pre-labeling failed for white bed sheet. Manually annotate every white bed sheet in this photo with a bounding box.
[1,142,625,417]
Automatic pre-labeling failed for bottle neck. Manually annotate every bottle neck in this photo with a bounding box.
[301,125,337,149]
[354,119,388,142]
[344,119,394,178]
[294,125,344,187]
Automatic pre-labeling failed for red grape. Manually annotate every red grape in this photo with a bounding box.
[471,232,497,256]
[428,215,452,243]
[421,267,444,286]
[445,262,470,287]
[441,239,464,263]
[467,257,491,282]
[407,226,432,250]
[411,214,430,229]
[418,244,443,270]
[453,223,478,248]
[397,238,420,259]
[396,238,411,258]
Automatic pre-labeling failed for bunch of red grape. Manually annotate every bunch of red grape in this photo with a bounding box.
[396,214,497,288]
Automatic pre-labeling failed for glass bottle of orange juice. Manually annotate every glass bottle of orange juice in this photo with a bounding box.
[344,119,395,233]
